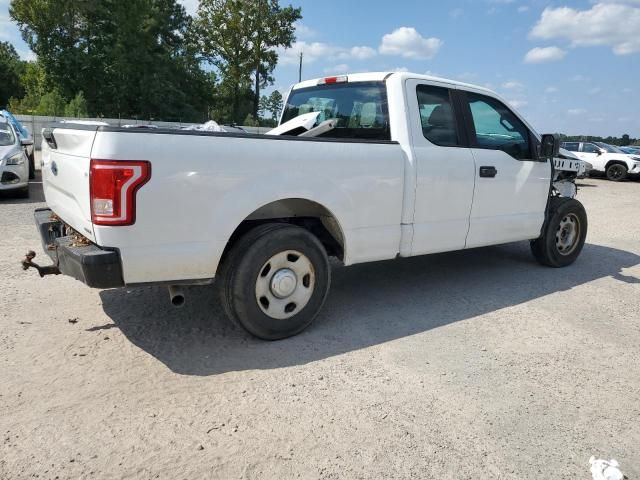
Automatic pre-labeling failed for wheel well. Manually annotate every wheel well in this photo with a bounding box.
[605,160,628,170]
[218,199,345,271]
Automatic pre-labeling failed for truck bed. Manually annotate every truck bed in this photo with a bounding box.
[41,124,406,284]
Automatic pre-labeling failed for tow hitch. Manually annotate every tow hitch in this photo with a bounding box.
[21,250,61,277]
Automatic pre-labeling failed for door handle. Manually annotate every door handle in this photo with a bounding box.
[479,166,498,178]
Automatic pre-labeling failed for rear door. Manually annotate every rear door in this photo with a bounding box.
[460,90,551,248]
[41,127,97,240]
[405,79,476,255]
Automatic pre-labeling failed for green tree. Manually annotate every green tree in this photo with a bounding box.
[10,0,214,121]
[242,113,259,126]
[621,134,630,146]
[245,1,300,117]
[64,91,88,117]
[0,41,25,107]
[267,90,283,121]
[195,0,300,122]
[36,89,66,116]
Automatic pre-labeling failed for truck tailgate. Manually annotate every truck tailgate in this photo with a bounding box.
[41,127,97,241]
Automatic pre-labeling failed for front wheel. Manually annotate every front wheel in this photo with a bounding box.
[217,224,331,340]
[606,163,627,182]
[530,197,587,268]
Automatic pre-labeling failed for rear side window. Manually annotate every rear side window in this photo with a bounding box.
[416,84,460,147]
[281,81,390,140]
[563,142,580,152]
[466,93,531,160]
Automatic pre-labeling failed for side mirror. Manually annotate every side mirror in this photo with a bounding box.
[20,138,34,146]
[596,149,604,156]
[539,134,560,161]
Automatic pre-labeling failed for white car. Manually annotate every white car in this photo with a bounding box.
[0,117,32,197]
[561,140,640,181]
[26,72,588,339]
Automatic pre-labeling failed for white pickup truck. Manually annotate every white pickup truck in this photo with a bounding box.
[25,72,588,339]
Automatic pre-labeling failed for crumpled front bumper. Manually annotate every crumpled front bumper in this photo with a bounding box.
[33,208,125,288]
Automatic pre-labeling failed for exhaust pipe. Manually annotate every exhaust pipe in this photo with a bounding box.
[168,285,185,308]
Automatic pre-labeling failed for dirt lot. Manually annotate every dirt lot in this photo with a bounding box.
[1,167,639,479]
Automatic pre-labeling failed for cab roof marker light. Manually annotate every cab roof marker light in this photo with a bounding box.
[318,76,348,85]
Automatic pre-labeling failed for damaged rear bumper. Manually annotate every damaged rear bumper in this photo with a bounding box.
[32,208,124,288]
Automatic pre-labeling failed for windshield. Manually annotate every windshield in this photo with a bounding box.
[281,81,390,140]
[0,123,16,147]
[594,142,623,154]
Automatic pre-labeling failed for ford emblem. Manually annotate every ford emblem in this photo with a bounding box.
[51,161,58,176]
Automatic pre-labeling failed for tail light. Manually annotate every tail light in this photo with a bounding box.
[90,160,151,226]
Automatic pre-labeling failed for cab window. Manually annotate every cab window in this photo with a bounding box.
[466,93,531,160]
[416,84,460,147]
[281,81,390,141]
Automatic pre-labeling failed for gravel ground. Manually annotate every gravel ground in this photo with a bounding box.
[1,164,639,479]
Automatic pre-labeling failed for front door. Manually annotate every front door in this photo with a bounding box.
[460,91,552,248]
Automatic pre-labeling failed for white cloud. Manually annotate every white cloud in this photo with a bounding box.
[502,80,524,90]
[518,6,530,13]
[177,0,198,16]
[545,86,558,93]
[524,46,567,63]
[392,67,409,73]
[277,41,376,66]
[588,87,602,95]
[568,108,587,115]
[323,64,349,74]
[294,22,316,41]
[508,99,528,109]
[379,27,443,59]
[349,46,376,60]
[530,3,640,55]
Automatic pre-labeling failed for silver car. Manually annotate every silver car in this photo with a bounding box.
[0,117,31,197]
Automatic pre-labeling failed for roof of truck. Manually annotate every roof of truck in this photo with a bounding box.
[292,71,494,94]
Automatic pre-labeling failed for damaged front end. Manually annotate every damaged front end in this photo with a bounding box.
[552,149,588,199]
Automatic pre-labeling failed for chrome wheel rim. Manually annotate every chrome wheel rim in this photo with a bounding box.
[555,213,580,256]
[255,250,315,320]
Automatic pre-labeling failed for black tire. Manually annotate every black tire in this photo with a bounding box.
[28,151,36,180]
[530,197,587,268]
[17,186,30,199]
[606,163,627,182]
[217,223,331,340]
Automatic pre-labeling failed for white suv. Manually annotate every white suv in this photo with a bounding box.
[562,141,640,181]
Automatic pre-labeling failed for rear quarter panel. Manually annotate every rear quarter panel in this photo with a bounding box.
[90,131,405,284]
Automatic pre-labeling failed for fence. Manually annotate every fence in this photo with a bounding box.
[14,115,269,149]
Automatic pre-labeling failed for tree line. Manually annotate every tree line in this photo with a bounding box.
[1,0,298,125]
[558,134,639,147]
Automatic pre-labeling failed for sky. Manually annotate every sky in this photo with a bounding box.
[2,0,639,136]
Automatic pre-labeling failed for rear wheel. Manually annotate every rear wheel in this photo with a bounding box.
[606,163,627,182]
[217,224,331,340]
[530,197,587,267]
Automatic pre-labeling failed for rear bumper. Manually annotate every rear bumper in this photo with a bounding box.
[34,208,125,288]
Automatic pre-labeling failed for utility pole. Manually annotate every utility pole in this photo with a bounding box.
[298,51,303,83]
